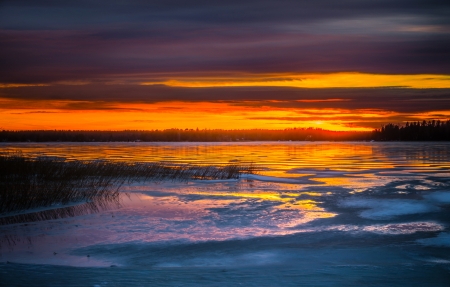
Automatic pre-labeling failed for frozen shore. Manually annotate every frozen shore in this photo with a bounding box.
[1,142,450,286]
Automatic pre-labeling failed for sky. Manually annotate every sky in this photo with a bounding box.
[1,0,450,131]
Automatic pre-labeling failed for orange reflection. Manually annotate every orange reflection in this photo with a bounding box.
[0,142,393,175]
[186,191,324,210]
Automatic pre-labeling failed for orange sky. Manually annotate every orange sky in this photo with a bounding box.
[0,100,369,131]
[1,72,450,131]
[2,1,450,132]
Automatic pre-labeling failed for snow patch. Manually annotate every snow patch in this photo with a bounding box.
[362,222,443,234]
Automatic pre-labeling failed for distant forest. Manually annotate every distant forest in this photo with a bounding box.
[1,121,449,142]
[1,128,370,142]
[372,120,450,141]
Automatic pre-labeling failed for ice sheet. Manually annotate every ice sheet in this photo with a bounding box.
[339,198,439,220]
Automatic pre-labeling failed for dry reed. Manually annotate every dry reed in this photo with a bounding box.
[0,152,255,215]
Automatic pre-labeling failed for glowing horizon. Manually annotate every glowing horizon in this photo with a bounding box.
[3,98,449,131]
[0,100,375,131]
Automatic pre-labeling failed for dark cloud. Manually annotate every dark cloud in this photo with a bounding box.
[1,85,450,114]
[1,0,450,84]
[1,30,450,84]
[9,111,59,114]
[2,1,450,28]
[245,117,416,129]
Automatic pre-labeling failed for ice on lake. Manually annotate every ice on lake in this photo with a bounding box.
[1,142,450,286]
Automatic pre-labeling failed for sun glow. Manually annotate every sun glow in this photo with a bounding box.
[0,99,392,131]
[1,71,449,131]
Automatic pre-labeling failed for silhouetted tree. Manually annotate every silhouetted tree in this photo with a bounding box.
[372,120,450,141]
[0,128,372,142]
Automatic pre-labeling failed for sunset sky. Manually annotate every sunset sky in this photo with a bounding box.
[1,0,450,131]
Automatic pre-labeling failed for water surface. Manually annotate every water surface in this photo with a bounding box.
[1,142,450,286]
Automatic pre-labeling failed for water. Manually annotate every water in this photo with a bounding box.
[1,142,450,286]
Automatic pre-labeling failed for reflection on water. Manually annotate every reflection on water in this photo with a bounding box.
[2,142,450,174]
[0,142,450,270]
[0,196,122,226]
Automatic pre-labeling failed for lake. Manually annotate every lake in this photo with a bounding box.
[1,142,450,286]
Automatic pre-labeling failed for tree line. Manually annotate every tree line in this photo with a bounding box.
[372,120,450,141]
[2,121,449,142]
[0,128,371,142]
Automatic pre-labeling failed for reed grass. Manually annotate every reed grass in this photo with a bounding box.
[0,197,120,225]
[0,152,255,215]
